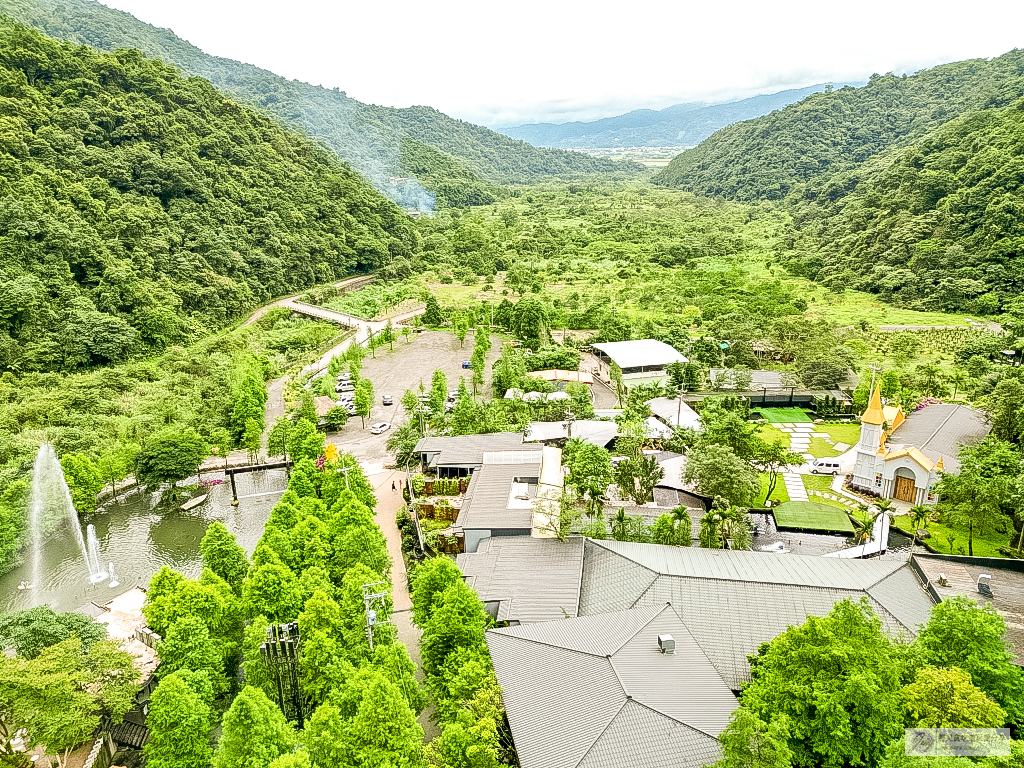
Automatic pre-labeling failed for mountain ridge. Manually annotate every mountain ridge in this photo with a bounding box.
[497,85,862,148]
[0,0,640,203]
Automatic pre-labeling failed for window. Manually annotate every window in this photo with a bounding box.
[874,473,882,488]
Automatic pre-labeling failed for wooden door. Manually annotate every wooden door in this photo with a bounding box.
[893,476,917,503]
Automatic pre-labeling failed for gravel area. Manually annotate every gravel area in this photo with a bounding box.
[326,330,504,463]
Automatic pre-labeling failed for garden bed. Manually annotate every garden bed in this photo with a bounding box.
[773,501,856,534]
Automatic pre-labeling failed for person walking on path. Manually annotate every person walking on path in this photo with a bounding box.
[392,480,397,491]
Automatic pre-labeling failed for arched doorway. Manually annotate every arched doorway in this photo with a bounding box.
[892,467,919,503]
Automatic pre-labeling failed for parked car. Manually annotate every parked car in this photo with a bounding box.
[336,383,354,393]
[810,459,841,476]
[369,421,392,435]
[382,394,393,406]
[461,360,471,369]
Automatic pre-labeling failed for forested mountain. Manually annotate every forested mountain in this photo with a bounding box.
[653,50,1024,200]
[0,0,636,201]
[0,18,417,373]
[785,96,1024,313]
[498,84,857,148]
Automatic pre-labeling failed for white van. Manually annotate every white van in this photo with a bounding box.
[810,459,841,476]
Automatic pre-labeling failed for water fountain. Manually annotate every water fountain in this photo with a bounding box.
[86,524,108,583]
[108,561,119,588]
[27,443,108,601]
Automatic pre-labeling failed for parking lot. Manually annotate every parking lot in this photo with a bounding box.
[326,330,504,463]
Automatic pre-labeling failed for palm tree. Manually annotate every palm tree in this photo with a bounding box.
[909,503,930,553]
[860,498,893,546]
[699,507,751,550]
[611,508,630,541]
[670,506,692,546]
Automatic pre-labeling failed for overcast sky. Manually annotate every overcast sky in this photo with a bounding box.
[101,0,1023,126]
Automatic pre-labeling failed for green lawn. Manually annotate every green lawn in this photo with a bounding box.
[802,475,836,494]
[893,516,1013,558]
[814,423,862,446]
[757,408,812,424]
[774,501,856,533]
[759,473,789,505]
[758,425,789,445]
[808,437,841,458]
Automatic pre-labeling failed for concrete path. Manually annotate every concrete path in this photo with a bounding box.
[782,472,809,501]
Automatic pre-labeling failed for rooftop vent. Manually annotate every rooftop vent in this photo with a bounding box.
[658,634,675,655]
[978,573,993,597]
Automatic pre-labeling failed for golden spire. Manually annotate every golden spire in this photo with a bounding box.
[936,455,944,471]
[861,385,885,425]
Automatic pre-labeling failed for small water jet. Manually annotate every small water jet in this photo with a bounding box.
[86,524,108,583]
[108,561,119,588]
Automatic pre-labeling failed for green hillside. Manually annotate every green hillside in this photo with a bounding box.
[0,18,416,373]
[652,51,1024,201]
[398,137,505,209]
[0,0,637,199]
[786,97,1024,313]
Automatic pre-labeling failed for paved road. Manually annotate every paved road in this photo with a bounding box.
[240,275,375,328]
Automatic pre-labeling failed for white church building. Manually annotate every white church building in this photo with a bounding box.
[850,386,990,505]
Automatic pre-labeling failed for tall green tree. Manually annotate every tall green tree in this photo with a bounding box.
[136,427,207,489]
[201,522,250,593]
[144,671,214,768]
[213,686,296,768]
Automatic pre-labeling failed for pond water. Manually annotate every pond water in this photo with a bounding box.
[0,469,288,613]
[749,511,914,560]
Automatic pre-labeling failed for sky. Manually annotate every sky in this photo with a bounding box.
[101,0,1024,127]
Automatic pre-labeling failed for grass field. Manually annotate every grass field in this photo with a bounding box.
[757,408,812,424]
[892,517,1014,558]
[808,436,841,458]
[759,474,789,505]
[814,423,862,445]
[773,501,856,533]
[802,475,837,494]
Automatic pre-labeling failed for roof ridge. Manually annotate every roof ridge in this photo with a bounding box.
[862,562,907,591]
[609,603,671,656]
[626,697,721,740]
[572,698,631,768]
[910,402,961,449]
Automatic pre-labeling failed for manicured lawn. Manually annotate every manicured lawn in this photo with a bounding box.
[893,516,1014,558]
[759,473,789,505]
[774,501,856,533]
[802,474,836,494]
[815,423,862,446]
[808,437,841,458]
[758,425,789,446]
[757,408,812,424]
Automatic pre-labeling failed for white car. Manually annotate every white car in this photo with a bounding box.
[369,421,392,435]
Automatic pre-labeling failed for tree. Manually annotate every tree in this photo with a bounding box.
[699,505,753,549]
[157,614,226,695]
[753,440,804,503]
[287,418,324,463]
[0,606,106,660]
[423,293,445,326]
[144,671,213,768]
[651,509,692,546]
[60,453,103,515]
[902,666,1005,728]
[609,361,625,406]
[454,316,469,348]
[740,599,904,768]
[243,558,303,622]
[564,440,614,515]
[615,454,664,504]
[685,444,761,507]
[936,438,1019,555]
[713,709,794,768]
[201,522,249,592]
[304,670,424,768]
[985,376,1024,445]
[410,556,464,628]
[915,596,1024,726]
[136,426,207,489]
[420,581,488,677]
[0,637,138,766]
[698,399,761,459]
[243,418,263,463]
[213,686,296,768]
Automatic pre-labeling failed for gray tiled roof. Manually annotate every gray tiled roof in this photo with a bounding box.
[889,404,991,474]
[580,540,934,689]
[457,536,584,623]
[455,459,542,531]
[415,432,532,468]
[487,604,736,768]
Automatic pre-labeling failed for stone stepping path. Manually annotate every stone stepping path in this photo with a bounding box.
[782,471,808,501]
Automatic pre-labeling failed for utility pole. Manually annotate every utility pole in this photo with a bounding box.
[361,581,391,650]
[259,622,306,726]
[337,460,352,490]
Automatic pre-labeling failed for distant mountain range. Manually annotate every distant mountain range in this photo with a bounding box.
[495,85,864,149]
[0,0,639,207]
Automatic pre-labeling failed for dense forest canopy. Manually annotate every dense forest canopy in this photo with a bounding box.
[653,50,1024,201]
[0,0,640,199]
[0,17,415,373]
[787,97,1024,312]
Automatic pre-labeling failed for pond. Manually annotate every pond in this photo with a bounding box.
[749,510,915,560]
[0,469,288,613]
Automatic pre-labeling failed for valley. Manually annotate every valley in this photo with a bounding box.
[1,5,1024,768]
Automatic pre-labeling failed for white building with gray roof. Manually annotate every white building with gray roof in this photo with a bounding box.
[487,604,737,768]
[414,432,535,476]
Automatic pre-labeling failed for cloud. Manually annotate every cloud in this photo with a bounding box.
[102,0,1024,126]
